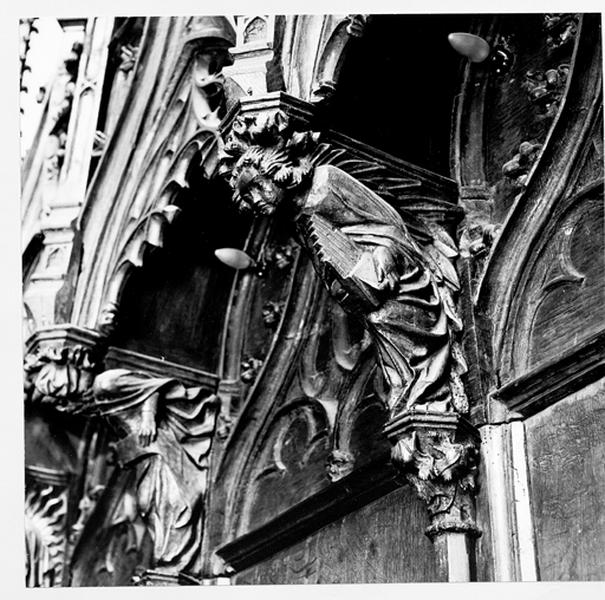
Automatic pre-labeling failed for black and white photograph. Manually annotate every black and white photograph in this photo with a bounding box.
[12,4,605,592]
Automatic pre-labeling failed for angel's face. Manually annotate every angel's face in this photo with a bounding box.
[234,169,285,216]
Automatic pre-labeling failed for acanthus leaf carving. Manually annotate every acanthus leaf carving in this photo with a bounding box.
[386,412,480,539]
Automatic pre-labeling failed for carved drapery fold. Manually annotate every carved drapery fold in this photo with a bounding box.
[69,368,219,585]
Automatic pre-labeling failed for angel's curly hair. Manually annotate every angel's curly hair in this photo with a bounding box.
[218,111,321,199]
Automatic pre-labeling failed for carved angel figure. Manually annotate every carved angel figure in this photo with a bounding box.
[74,369,219,581]
[218,112,468,416]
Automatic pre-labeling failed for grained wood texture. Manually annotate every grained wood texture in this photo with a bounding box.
[234,484,444,584]
[474,456,495,581]
[526,378,605,580]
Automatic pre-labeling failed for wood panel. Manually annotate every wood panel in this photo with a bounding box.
[526,378,605,580]
[526,196,604,370]
[234,484,444,584]
[239,400,331,533]
[505,185,604,379]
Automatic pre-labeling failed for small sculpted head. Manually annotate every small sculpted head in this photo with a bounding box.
[218,111,320,217]
[97,301,119,336]
[233,166,285,216]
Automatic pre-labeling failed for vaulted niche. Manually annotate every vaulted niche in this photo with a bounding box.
[327,14,471,176]
[112,177,249,372]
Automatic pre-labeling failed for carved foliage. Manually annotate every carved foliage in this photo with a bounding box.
[239,227,301,387]
[25,484,68,587]
[386,413,480,538]
[494,15,580,211]
[543,14,579,52]
[502,141,542,188]
[522,64,570,119]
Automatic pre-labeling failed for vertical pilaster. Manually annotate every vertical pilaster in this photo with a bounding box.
[479,420,538,581]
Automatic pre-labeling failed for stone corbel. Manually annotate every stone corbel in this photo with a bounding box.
[384,411,481,581]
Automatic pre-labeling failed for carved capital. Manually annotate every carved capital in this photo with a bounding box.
[384,411,481,539]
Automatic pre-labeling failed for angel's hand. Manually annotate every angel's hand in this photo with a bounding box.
[373,247,399,292]
[138,411,157,447]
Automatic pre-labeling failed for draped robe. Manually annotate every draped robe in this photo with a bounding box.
[79,369,218,576]
[294,165,461,412]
